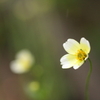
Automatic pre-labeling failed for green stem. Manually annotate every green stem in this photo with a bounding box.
[85,58,92,100]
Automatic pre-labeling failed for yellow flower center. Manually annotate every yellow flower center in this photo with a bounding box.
[76,49,87,61]
[19,59,30,69]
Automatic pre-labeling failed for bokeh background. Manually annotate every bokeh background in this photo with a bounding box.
[0,0,100,100]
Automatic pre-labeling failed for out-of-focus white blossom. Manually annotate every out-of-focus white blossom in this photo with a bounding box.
[10,49,35,74]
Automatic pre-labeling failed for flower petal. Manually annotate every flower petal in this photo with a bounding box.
[80,37,90,54]
[16,49,34,64]
[73,60,84,69]
[63,39,80,54]
[60,54,77,69]
[10,59,30,74]
[62,64,73,69]
[85,54,89,61]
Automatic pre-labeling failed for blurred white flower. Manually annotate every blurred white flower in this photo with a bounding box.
[10,49,35,74]
[60,37,90,69]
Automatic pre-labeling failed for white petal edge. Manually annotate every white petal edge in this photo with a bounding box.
[16,49,34,64]
[80,37,90,54]
[62,64,73,69]
[60,54,77,69]
[10,60,29,74]
[73,60,84,70]
[63,39,80,54]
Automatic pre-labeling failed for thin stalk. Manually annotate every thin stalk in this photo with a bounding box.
[85,58,92,100]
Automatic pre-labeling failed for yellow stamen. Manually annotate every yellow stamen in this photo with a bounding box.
[76,49,87,61]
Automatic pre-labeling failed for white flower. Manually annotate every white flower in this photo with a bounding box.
[10,49,35,74]
[60,37,90,69]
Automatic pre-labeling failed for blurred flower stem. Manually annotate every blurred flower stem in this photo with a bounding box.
[85,58,92,100]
